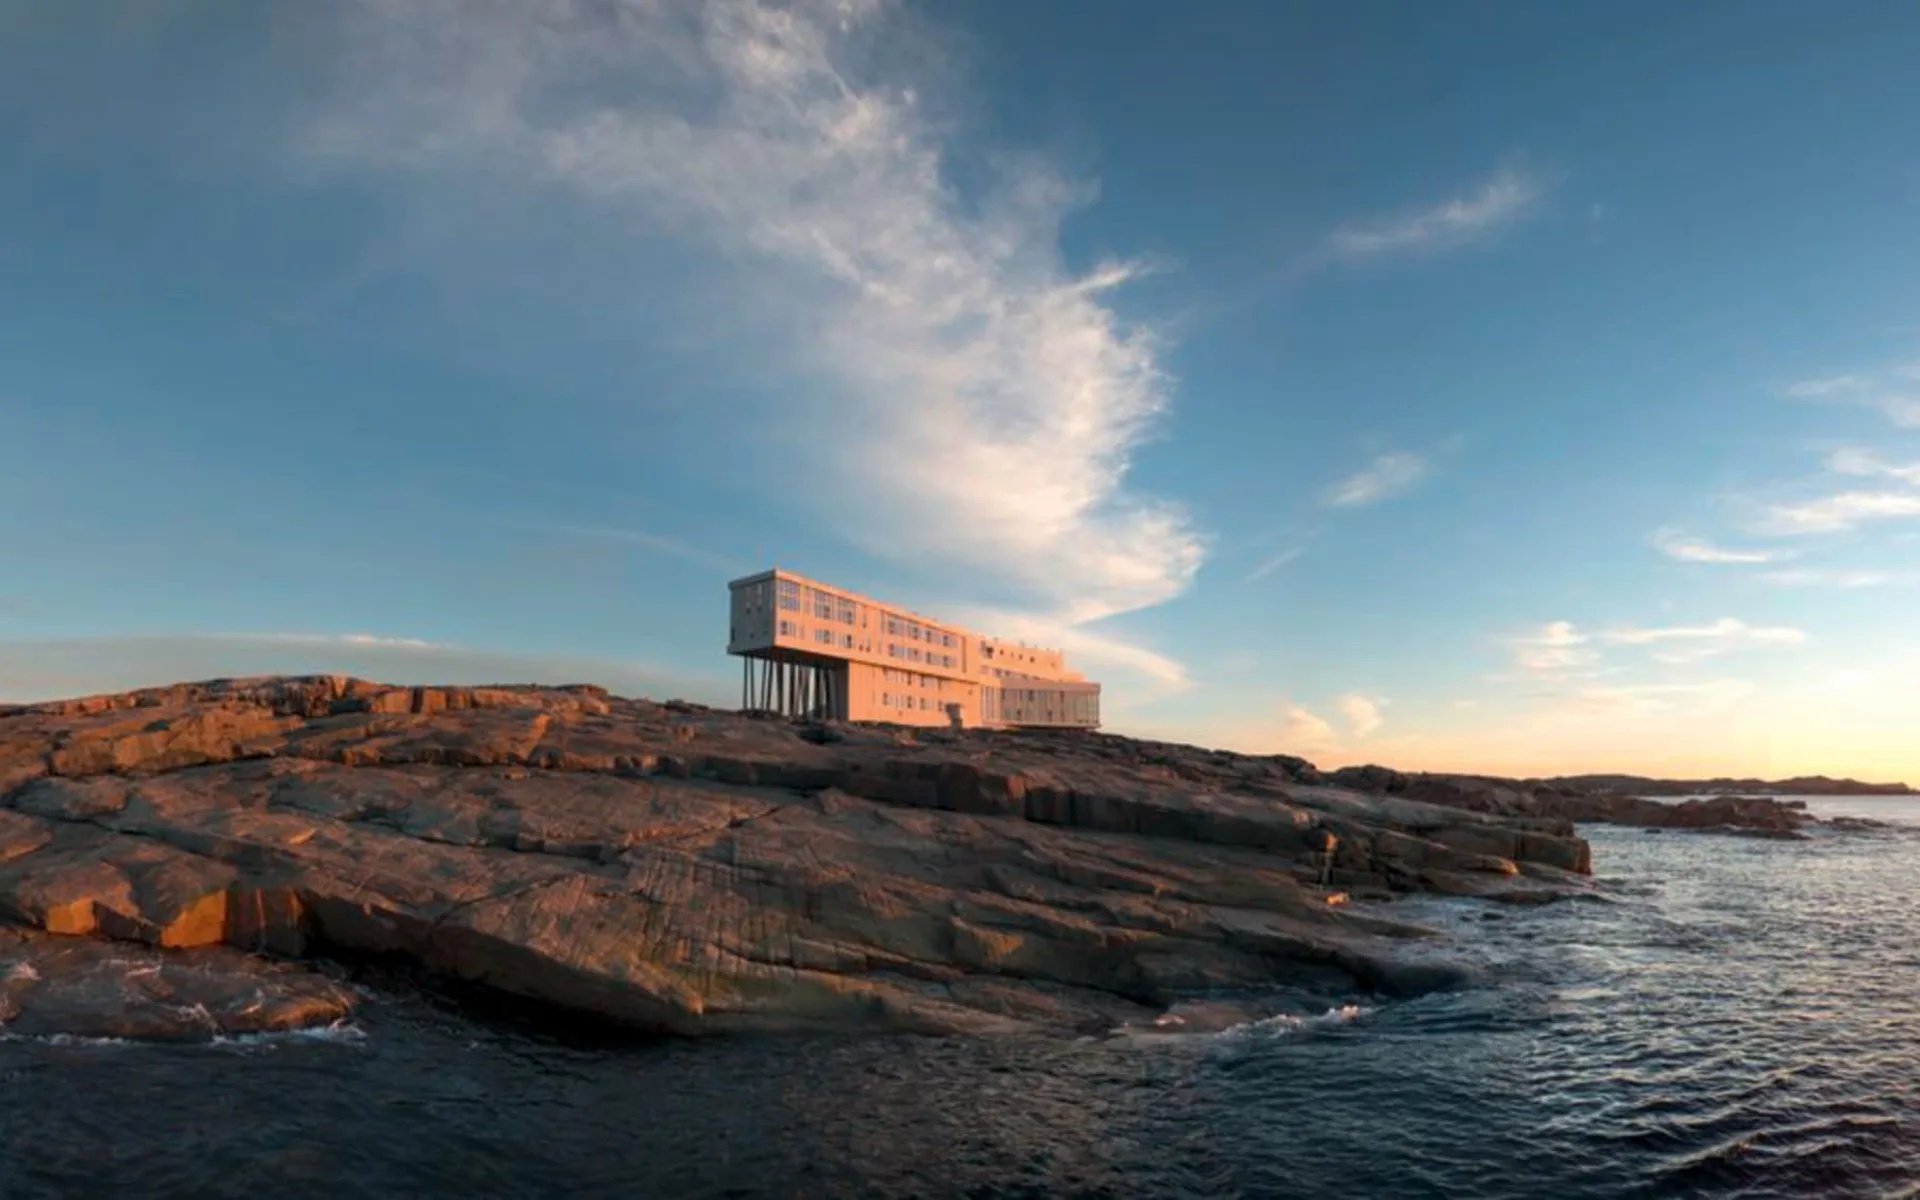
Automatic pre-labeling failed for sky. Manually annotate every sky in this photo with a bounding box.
[3,0,1918,782]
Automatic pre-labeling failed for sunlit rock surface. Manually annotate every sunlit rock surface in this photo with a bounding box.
[0,676,1628,1035]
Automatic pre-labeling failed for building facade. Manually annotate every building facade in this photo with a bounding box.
[726,568,1100,730]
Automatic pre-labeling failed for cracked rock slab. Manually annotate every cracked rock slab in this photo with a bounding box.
[0,675,1619,1036]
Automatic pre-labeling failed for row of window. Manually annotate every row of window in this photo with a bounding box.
[880,669,945,691]
[880,693,945,712]
[883,616,956,649]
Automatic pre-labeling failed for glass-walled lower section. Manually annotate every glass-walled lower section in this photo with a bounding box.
[993,682,1100,729]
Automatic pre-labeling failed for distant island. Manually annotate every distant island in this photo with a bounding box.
[1545,774,1915,797]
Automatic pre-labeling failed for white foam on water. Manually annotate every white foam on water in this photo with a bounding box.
[1115,1001,1379,1042]
[211,1019,369,1049]
[0,1020,366,1050]
[4,961,41,983]
[1219,1003,1376,1039]
[0,1032,132,1048]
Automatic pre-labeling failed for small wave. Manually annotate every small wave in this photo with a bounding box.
[1220,1003,1375,1038]
[0,1020,365,1049]
[0,1032,131,1048]
[212,1019,368,1049]
[4,961,41,984]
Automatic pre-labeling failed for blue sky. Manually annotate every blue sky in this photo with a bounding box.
[3,1,1918,779]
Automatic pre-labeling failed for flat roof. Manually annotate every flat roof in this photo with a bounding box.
[728,567,1065,656]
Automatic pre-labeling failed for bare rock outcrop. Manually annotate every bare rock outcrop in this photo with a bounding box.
[0,677,1603,1036]
[0,926,355,1042]
[1326,767,1821,837]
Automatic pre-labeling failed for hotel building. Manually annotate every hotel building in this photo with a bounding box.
[726,568,1101,730]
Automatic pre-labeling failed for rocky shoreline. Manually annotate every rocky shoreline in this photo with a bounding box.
[0,677,1837,1041]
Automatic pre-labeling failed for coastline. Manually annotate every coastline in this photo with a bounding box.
[0,676,1863,1041]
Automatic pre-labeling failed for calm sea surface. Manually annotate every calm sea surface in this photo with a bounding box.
[4,797,1918,1199]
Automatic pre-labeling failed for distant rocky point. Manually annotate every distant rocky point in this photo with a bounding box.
[0,677,1856,1040]
[1544,773,1914,797]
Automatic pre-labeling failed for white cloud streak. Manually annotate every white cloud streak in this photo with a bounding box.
[1650,527,1784,565]
[1326,452,1429,508]
[1599,617,1806,648]
[1782,375,1868,399]
[307,0,1201,675]
[1829,448,1920,486]
[1761,491,1920,535]
[542,523,747,574]
[1330,166,1552,258]
[1761,569,1899,589]
[1242,545,1305,584]
[1781,367,1920,428]
[947,605,1189,693]
[1570,679,1758,717]
[1509,621,1600,676]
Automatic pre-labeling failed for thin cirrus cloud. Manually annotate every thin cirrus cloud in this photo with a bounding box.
[1508,617,1804,677]
[1828,448,1920,486]
[1599,617,1807,648]
[1509,621,1601,676]
[1570,679,1759,717]
[305,0,1203,674]
[1760,569,1897,589]
[1649,527,1784,565]
[1325,452,1429,508]
[1760,491,1920,535]
[1242,545,1306,584]
[1748,446,1920,534]
[1329,166,1554,258]
[539,523,748,575]
[1781,367,1920,428]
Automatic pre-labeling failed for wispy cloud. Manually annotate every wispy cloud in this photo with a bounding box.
[1506,616,1805,677]
[1761,568,1899,589]
[1599,617,1807,648]
[1650,527,1785,565]
[947,605,1189,694]
[1829,448,1920,486]
[307,0,1201,680]
[1338,693,1385,739]
[1881,397,1920,428]
[1242,545,1305,584]
[1570,679,1758,717]
[1330,166,1552,259]
[1509,621,1601,677]
[1760,491,1920,535]
[1326,452,1429,508]
[541,523,747,574]
[1781,366,1920,427]
[1783,375,1869,399]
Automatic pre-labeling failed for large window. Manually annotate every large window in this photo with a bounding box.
[778,580,800,612]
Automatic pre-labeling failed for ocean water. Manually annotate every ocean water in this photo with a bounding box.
[3,797,1918,1199]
